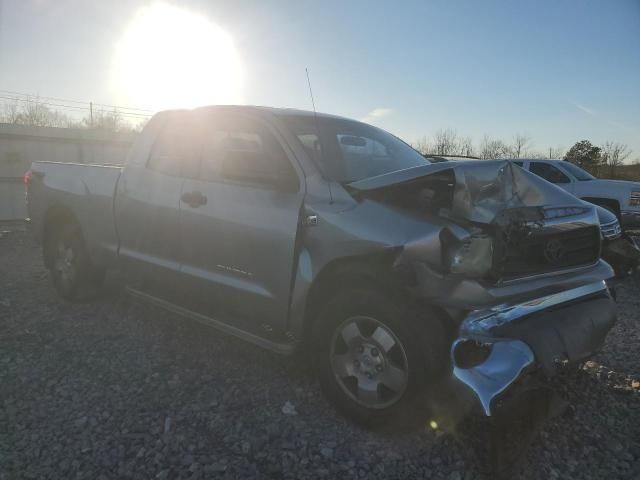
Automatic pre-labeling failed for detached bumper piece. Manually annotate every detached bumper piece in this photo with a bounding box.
[602,235,640,277]
[451,280,616,416]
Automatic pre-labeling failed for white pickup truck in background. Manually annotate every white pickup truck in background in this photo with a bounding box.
[512,159,640,230]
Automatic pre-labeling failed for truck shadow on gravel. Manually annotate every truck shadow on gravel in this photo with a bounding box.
[96,283,639,479]
[4,234,639,480]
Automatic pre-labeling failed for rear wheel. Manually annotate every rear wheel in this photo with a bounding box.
[46,223,104,301]
[312,283,447,429]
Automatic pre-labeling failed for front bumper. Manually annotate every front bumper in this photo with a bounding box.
[451,280,616,416]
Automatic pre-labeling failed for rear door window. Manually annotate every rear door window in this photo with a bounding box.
[529,162,570,184]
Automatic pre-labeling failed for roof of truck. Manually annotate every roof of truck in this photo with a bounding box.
[505,158,564,162]
[187,104,352,122]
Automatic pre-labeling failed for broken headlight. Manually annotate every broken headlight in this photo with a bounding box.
[446,234,493,277]
[452,339,493,368]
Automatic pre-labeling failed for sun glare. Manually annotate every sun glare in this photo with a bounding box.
[112,3,243,112]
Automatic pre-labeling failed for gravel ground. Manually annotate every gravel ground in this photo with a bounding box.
[1,228,639,479]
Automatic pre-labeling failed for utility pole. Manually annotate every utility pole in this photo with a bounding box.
[549,147,552,159]
[90,102,93,127]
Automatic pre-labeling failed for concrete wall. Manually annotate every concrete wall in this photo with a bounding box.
[0,123,136,221]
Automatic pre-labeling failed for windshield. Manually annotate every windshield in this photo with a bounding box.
[560,161,595,181]
[280,114,429,183]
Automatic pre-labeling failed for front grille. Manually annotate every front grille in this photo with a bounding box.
[601,220,622,240]
[497,225,600,279]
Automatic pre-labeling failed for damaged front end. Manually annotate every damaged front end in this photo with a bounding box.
[451,280,616,416]
[348,160,617,417]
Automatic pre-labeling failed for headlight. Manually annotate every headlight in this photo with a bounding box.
[629,191,640,207]
[446,234,493,276]
[544,206,589,219]
[600,219,622,240]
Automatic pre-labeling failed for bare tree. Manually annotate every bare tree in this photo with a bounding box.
[479,135,508,160]
[602,141,632,177]
[549,146,566,159]
[1,100,21,124]
[413,135,431,155]
[5,97,75,127]
[458,136,474,157]
[416,130,475,156]
[432,129,460,155]
[0,97,141,132]
[83,109,127,132]
[509,134,531,159]
[17,98,55,126]
[527,151,549,159]
[131,119,149,133]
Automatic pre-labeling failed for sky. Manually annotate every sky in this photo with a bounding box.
[0,0,639,157]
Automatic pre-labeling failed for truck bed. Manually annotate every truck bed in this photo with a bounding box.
[27,161,122,268]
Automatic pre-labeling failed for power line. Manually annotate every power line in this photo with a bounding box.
[0,94,153,119]
[0,89,155,115]
[91,107,152,119]
[0,89,155,113]
[91,101,154,114]
[0,95,87,111]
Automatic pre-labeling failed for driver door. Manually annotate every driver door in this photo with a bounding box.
[178,111,305,333]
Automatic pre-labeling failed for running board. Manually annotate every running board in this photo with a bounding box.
[125,287,296,355]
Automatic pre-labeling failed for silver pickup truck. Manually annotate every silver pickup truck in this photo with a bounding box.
[511,159,640,230]
[26,106,616,427]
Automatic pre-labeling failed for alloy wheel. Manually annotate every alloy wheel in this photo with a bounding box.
[330,316,409,409]
[53,239,75,289]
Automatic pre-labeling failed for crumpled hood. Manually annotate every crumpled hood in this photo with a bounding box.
[348,160,588,223]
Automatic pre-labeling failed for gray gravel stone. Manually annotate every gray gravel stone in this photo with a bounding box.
[1,231,639,480]
[320,447,333,459]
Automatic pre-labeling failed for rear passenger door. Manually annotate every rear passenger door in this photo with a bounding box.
[115,114,199,303]
[178,112,305,333]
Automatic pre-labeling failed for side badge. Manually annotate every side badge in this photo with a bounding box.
[303,215,318,227]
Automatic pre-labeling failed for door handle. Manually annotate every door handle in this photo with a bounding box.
[180,191,207,208]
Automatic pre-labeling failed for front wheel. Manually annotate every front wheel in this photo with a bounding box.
[312,284,447,429]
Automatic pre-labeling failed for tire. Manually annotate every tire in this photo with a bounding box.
[46,223,104,301]
[312,282,447,430]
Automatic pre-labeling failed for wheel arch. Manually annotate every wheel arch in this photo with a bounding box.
[300,249,451,348]
[301,251,399,342]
